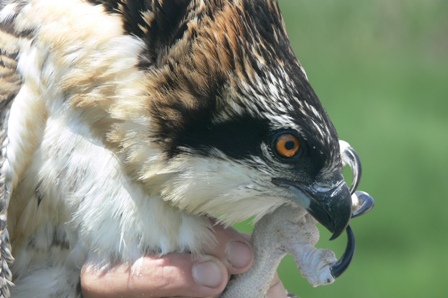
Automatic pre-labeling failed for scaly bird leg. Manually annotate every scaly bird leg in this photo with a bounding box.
[222,205,336,298]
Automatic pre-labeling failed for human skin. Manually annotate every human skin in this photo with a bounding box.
[81,221,287,298]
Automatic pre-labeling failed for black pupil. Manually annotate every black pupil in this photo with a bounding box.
[284,140,295,150]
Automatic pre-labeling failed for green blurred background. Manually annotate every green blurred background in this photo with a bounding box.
[236,0,448,297]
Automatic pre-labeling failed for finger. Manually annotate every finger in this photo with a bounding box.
[266,272,288,298]
[206,220,254,275]
[81,254,228,298]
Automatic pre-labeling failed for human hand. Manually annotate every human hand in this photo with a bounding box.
[80,220,288,298]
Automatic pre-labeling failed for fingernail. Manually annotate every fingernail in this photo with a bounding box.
[226,241,252,269]
[192,260,223,288]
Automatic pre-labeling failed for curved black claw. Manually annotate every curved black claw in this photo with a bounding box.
[330,225,355,278]
[352,191,375,218]
[340,141,362,195]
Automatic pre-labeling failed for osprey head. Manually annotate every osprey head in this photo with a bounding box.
[112,0,352,240]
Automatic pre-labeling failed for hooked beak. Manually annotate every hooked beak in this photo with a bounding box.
[272,140,374,279]
[272,176,353,278]
[272,176,352,240]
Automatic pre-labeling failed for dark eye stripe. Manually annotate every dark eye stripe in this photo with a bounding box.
[167,115,270,159]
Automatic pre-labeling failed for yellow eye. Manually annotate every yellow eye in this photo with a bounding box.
[275,133,301,158]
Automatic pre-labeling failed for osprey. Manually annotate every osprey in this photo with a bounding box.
[0,0,374,297]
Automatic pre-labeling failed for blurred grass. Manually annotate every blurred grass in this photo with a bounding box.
[235,0,448,297]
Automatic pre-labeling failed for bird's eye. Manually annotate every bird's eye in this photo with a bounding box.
[275,133,301,158]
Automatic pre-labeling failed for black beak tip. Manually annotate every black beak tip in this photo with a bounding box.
[330,230,343,241]
[328,189,352,241]
[329,218,349,241]
[305,201,349,242]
